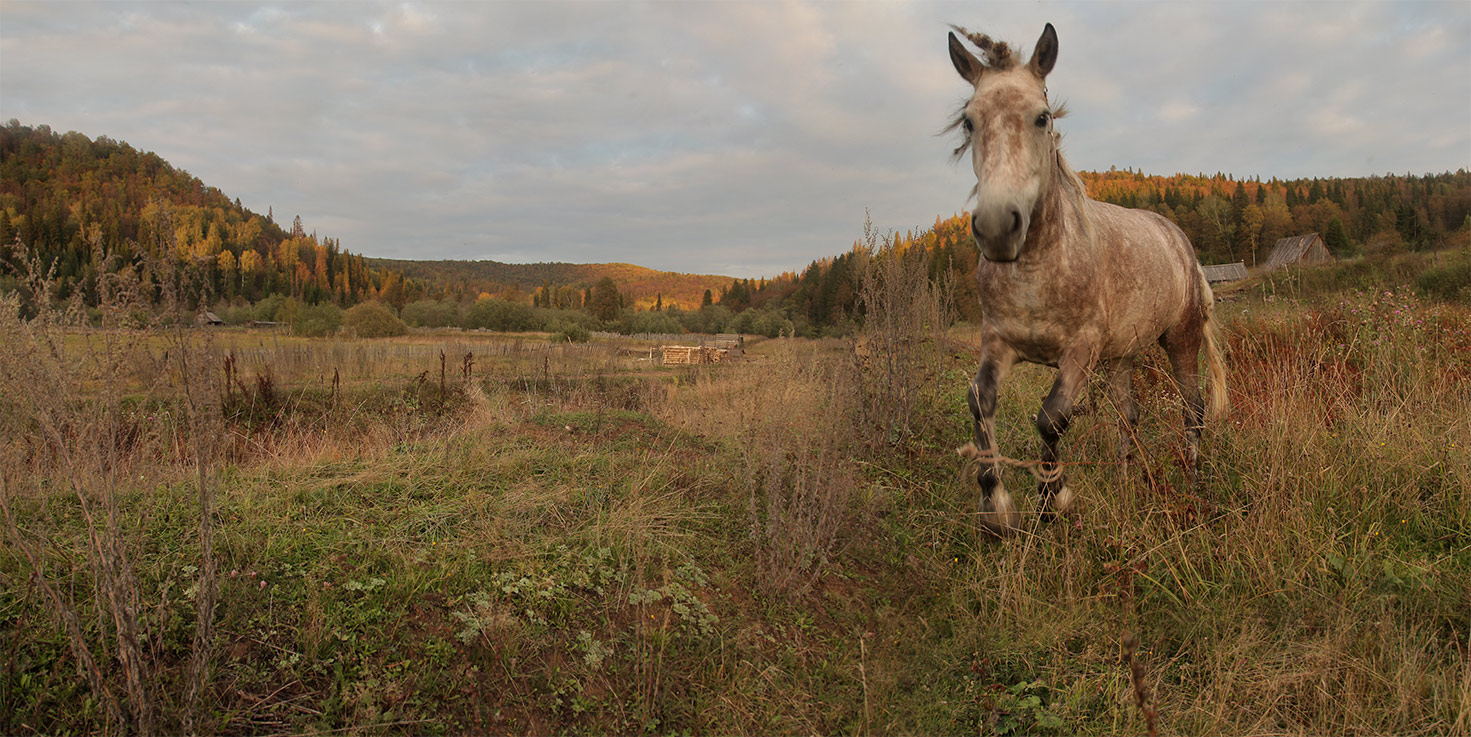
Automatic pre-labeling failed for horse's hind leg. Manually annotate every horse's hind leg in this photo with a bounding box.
[964,342,1018,534]
[1106,357,1141,468]
[1161,325,1206,473]
[1037,346,1096,521]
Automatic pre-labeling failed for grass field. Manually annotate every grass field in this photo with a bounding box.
[2,250,1469,735]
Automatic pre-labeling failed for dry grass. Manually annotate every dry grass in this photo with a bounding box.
[2,254,1468,734]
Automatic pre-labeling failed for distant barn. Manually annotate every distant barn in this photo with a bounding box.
[195,311,224,326]
[1200,262,1247,284]
[711,333,745,357]
[1263,233,1334,271]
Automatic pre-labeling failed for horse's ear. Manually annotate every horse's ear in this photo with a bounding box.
[949,31,983,85]
[1029,23,1058,79]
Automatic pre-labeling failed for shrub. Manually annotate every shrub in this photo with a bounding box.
[1416,256,1471,304]
[730,308,795,338]
[534,307,596,331]
[217,304,253,325]
[462,298,535,332]
[673,305,732,335]
[343,301,407,338]
[546,319,591,343]
[293,303,343,337]
[400,299,459,328]
[622,310,684,336]
[254,294,298,323]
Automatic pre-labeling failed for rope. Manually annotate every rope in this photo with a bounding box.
[956,441,1065,484]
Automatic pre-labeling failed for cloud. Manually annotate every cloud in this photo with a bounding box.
[1,1,1467,278]
[1159,100,1201,124]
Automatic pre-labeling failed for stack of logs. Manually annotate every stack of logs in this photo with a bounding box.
[660,345,729,365]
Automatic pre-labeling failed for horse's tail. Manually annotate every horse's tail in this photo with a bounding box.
[1199,270,1229,421]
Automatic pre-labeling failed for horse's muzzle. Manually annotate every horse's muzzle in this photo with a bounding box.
[971,203,1029,261]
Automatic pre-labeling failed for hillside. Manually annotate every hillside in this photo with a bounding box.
[0,121,742,313]
[368,257,737,311]
[0,121,414,308]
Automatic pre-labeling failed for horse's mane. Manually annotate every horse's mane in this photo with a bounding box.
[1054,147,1087,202]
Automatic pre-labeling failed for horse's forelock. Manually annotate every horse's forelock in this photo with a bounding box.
[948,25,1018,70]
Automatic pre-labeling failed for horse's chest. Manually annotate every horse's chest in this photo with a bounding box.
[981,281,1094,364]
[982,286,1088,361]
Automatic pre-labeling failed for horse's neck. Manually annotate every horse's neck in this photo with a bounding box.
[1024,170,1092,269]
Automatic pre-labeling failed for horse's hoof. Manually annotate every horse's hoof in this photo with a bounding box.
[1043,484,1076,516]
[979,485,1020,534]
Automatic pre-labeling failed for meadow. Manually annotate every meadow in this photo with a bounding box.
[1,248,1468,735]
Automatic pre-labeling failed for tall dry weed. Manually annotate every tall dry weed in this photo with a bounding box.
[0,230,223,733]
[647,340,863,595]
[852,217,956,446]
[742,345,862,595]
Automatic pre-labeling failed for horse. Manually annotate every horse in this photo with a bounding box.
[944,23,1228,534]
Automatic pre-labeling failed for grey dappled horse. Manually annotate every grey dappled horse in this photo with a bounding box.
[946,23,1228,534]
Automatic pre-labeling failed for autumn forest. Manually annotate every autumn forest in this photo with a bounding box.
[2,120,1468,337]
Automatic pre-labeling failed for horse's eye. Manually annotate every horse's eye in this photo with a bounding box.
[962,117,974,134]
[1035,113,1050,129]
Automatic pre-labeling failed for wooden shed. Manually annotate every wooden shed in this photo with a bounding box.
[195,311,224,326]
[711,333,745,357]
[1263,233,1334,271]
[1200,262,1247,284]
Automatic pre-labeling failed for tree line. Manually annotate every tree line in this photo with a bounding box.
[4,120,1466,340]
[729,168,1471,334]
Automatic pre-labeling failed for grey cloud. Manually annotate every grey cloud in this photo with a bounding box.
[2,1,1467,278]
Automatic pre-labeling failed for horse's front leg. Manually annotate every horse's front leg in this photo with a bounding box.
[963,342,1018,534]
[1037,345,1097,521]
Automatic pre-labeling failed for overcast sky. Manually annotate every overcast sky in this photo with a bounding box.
[2,1,1468,277]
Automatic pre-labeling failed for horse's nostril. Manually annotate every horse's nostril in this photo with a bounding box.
[971,213,981,236]
[1009,207,1023,235]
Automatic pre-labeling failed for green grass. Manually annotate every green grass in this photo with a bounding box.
[3,280,1469,734]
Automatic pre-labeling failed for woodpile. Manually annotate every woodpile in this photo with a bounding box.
[660,345,729,365]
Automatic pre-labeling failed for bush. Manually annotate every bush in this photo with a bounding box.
[546,319,591,343]
[400,299,459,328]
[294,303,343,337]
[730,308,795,338]
[343,301,407,338]
[254,294,298,323]
[1416,256,1471,304]
[217,304,254,325]
[622,310,684,335]
[462,298,536,332]
[672,305,732,335]
[534,307,596,331]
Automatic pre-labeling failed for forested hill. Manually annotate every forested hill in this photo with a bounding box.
[1077,168,1471,267]
[366,257,736,311]
[0,121,413,306]
[0,121,735,312]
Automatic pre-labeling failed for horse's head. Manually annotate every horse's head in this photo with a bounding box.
[947,23,1060,262]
